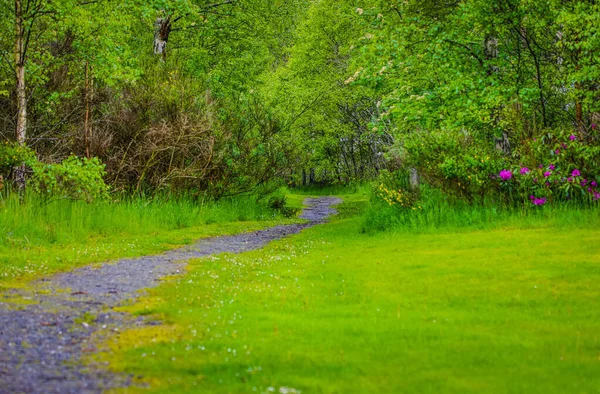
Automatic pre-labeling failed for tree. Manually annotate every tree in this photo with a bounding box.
[261,0,391,184]
[12,0,48,190]
[150,0,238,61]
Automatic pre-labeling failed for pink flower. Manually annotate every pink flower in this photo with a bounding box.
[592,181,598,187]
[592,123,597,130]
[548,164,555,170]
[499,169,512,181]
[555,149,560,154]
[532,197,547,206]
[520,167,530,175]
[569,135,577,141]
[544,171,552,178]
[572,169,581,177]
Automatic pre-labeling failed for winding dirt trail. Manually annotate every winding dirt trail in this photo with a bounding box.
[0,197,341,394]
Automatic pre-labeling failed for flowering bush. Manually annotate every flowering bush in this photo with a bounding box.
[495,129,600,206]
[395,127,599,209]
[371,170,421,210]
[374,183,413,207]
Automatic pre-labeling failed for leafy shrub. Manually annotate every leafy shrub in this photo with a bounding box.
[0,142,36,178]
[371,170,420,210]
[401,127,600,208]
[29,156,110,202]
[494,129,600,206]
[267,194,299,218]
[268,195,287,211]
[404,130,504,203]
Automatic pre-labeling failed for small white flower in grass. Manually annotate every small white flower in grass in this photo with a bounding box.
[280,387,302,394]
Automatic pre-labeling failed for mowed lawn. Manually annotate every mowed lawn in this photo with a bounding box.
[104,218,600,393]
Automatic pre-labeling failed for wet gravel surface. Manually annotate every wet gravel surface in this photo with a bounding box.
[0,197,341,394]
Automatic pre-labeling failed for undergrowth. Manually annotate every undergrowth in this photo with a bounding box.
[362,184,600,233]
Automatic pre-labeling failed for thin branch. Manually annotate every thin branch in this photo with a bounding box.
[443,39,484,67]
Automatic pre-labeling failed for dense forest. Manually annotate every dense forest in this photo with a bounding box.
[2,0,600,206]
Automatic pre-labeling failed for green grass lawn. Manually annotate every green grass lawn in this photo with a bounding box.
[100,212,600,393]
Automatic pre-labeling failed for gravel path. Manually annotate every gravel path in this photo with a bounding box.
[0,197,342,394]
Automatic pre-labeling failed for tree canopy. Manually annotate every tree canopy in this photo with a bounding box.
[1,0,599,205]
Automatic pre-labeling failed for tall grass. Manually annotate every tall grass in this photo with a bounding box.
[362,184,600,233]
[0,192,278,250]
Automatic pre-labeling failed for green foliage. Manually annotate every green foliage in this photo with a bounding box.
[363,182,600,233]
[29,156,109,202]
[492,128,600,205]
[0,0,311,196]
[557,2,600,112]
[2,0,600,214]
[371,169,419,209]
[343,0,600,209]
[405,131,503,202]
[0,143,35,177]
[262,0,390,183]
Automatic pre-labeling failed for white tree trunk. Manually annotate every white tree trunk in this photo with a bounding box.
[14,0,27,191]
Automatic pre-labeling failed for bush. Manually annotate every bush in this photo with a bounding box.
[371,170,420,210]
[493,129,600,206]
[29,156,110,202]
[0,142,36,179]
[267,194,299,218]
[404,130,504,203]
[402,127,600,208]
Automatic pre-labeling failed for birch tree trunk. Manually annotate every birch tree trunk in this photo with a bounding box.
[14,0,27,191]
